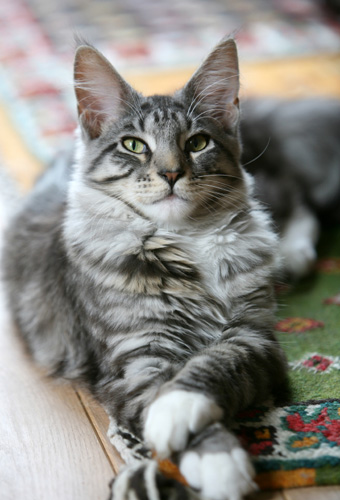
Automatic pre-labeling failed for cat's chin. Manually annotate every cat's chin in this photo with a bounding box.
[139,195,192,226]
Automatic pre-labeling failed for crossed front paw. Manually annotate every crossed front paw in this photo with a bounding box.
[180,448,258,500]
[144,390,223,459]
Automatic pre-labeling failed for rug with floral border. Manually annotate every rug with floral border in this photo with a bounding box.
[242,228,340,489]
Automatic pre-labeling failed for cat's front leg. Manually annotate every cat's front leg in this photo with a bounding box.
[144,326,287,460]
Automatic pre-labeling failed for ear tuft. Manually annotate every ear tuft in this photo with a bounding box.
[184,38,240,129]
[74,45,136,139]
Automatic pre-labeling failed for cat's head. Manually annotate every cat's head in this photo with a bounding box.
[73,38,247,228]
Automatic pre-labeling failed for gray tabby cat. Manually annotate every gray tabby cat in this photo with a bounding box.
[3,38,288,500]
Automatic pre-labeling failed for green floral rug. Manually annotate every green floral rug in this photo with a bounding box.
[232,228,340,489]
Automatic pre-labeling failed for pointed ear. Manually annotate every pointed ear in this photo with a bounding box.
[74,45,135,139]
[184,38,240,129]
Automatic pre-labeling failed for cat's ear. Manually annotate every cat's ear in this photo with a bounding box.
[183,38,240,129]
[74,44,135,139]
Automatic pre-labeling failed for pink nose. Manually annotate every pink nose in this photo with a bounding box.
[159,170,183,187]
[165,172,180,184]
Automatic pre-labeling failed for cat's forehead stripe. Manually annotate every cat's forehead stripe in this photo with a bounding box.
[153,111,160,124]
[135,96,190,133]
[140,101,152,112]
[138,117,145,132]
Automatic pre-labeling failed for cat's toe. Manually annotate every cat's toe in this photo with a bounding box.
[180,448,258,500]
[144,390,222,459]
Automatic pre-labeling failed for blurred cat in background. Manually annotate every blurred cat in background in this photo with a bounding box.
[241,98,340,279]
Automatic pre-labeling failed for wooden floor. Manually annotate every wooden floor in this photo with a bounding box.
[1,53,340,500]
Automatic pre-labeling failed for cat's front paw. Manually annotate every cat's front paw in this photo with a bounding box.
[144,390,223,459]
[180,448,258,500]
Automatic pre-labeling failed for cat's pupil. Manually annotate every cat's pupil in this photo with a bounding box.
[123,138,147,154]
[187,134,208,152]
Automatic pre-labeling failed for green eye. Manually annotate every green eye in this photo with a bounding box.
[186,134,209,153]
[123,138,148,154]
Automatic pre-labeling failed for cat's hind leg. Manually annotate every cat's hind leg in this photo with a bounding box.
[179,423,257,500]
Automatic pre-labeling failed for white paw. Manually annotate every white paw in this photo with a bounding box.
[144,390,223,459]
[180,449,258,500]
[281,238,317,278]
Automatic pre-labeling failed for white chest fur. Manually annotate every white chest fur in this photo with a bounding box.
[175,207,278,305]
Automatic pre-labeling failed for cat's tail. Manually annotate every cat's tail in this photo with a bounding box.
[109,460,200,500]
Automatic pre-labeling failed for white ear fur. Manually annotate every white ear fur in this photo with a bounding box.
[74,45,134,139]
[184,38,240,129]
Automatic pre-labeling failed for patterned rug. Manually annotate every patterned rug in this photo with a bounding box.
[245,231,339,488]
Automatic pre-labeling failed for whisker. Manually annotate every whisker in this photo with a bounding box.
[195,190,245,212]
[198,174,243,181]
[198,181,244,192]
[242,137,271,168]
[187,75,239,118]
[191,106,233,124]
[196,184,247,197]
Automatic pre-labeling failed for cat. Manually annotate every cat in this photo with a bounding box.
[241,97,340,279]
[3,38,288,500]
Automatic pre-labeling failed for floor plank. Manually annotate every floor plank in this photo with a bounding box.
[249,490,285,499]
[283,485,340,500]
[77,390,125,474]
[0,260,115,499]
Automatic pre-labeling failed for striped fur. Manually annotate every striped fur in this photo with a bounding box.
[3,38,287,499]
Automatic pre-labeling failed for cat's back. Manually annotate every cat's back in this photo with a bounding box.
[3,150,73,336]
[4,149,72,264]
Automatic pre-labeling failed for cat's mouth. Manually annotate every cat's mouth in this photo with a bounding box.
[152,193,188,205]
[164,194,183,202]
[139,192,192,224]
